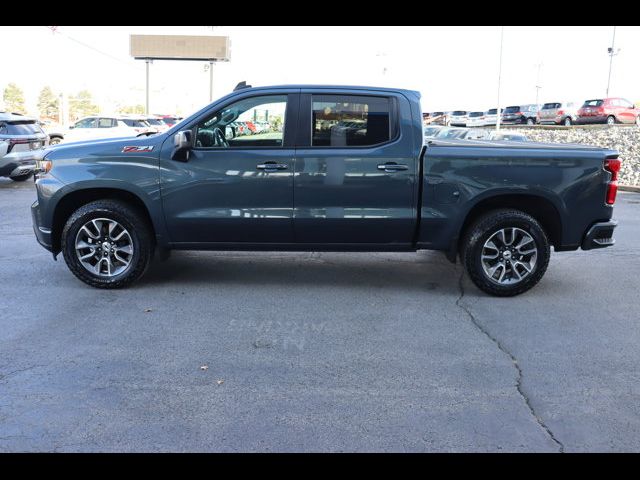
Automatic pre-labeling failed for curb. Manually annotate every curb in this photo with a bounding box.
[620,185,640,193]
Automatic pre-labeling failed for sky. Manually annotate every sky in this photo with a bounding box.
[1,26,639,118]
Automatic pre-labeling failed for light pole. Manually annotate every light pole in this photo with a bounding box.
[145,59,152,115]
[496,26,504,131]
[535,62,542,106]
[606,26,620,97]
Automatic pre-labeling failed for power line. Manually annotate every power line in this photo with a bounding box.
[44,26,142,71]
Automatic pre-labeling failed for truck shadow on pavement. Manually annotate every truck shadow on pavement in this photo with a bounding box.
[141,251,462,295]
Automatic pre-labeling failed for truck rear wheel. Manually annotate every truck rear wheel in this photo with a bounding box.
[61,199,154,289]
[461,209,550,297]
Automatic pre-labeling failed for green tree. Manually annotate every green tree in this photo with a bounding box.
[69,90,99,120]
[117,104,145,115]
[3,83,26,113]
[37,86,59,120]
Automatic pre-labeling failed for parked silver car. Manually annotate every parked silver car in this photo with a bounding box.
[0,112,49,181]
[537,101,582,126]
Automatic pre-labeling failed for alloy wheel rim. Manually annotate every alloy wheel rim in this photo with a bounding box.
[481,227,537,285]
[75,218,134,277]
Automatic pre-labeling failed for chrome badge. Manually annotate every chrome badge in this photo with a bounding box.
[122,145,154,153]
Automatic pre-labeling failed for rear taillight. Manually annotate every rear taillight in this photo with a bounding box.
[604,158,621,205]
[6,138,29,153]
[557,109,565,116]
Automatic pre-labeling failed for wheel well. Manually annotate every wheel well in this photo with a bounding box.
[459,194,562,249]
[51,188,154,253]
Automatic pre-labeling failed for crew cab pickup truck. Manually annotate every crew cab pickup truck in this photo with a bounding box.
[31,84,620,296]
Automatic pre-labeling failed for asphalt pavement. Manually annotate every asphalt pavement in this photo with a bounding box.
[1,177,639,452]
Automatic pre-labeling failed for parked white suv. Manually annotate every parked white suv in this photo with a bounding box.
[53,115,154,144]
[0,112,49,181]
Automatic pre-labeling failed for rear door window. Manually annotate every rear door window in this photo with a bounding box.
[504,106,520,113]
[311,95,392,147]
[98,118,115,128]
[121,119,148,127]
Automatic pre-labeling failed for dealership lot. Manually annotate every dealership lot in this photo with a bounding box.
[1,178,639,452]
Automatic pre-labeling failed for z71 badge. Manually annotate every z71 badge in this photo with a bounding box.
[122,145,154,153]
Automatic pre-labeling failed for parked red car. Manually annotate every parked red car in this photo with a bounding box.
[576,98,639,125]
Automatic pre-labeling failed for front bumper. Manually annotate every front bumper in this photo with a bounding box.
[0,158,36,177]
[581,220,617,250]
[31,200,53,252]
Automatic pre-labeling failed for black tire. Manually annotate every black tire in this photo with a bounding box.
[61,199,154,288]
[49,136,62,145]
[564,117,572,126]
[607,115,616,125]
[10,173,32,181]
[461,209,550,297]
[526,117,534,125]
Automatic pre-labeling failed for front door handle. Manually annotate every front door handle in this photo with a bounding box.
[377,163,409,172]
[257,162,288,171]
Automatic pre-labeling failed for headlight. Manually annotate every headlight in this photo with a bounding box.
[34,150,53,175]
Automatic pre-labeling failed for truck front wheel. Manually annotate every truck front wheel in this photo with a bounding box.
[61,199,154,288]
[461,209,550,296]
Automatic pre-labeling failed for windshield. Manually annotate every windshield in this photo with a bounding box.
[452,111,467,116]
[542,103,560,110]
[469,112,484,117]
[486,109,502,115]
[0,121,43,135]
[146,118,164,126]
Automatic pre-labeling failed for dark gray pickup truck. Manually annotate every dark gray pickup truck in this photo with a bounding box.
[31,84,620,296]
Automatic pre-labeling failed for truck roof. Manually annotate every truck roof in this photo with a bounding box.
[232,84,421,98]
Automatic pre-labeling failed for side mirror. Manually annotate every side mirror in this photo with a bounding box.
[172,130,192,161]
[69,125,75,129]
[225,126,235,139]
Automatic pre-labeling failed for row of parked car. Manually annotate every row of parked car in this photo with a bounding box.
[1,112,186,181]
[45,114,184,145]
[427,97,640,127]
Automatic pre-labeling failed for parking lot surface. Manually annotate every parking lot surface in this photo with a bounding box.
[1,178,639,452]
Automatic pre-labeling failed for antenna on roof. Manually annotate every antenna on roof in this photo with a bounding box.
[234,81,252,91]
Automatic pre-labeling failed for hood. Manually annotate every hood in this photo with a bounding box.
[44,133,166,161]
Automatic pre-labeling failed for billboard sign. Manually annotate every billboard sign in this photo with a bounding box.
[130,35,230,61]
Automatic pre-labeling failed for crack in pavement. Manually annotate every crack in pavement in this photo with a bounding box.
[455,271,565,453]
[0,364,46,383]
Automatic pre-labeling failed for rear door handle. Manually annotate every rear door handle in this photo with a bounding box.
[377,163,409,172]
[257,162,288,171]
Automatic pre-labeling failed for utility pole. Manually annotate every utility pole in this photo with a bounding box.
[535,62,542,106]
[496,26,504,131]
[606,26,620,97]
